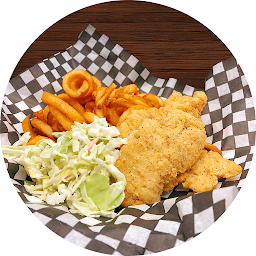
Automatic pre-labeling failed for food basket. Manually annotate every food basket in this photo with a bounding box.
[1,24,255,255]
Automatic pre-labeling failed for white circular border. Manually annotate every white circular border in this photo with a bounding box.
[1,1,255,255]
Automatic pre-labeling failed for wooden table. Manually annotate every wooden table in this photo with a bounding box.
[11,1,233,90]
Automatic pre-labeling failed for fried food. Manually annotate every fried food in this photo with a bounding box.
[27,135,54,145]
[204,142,222,156]
[57,93,86,116]
[33,109,45,122]
[48,105,74,131]
[137,93,164,108]
[62,69,94,99]
[177,149,242,192]
[115,92,207,206]
[19,68,243,207]
[116,105,150,127]
[22,69,164,138]
[94,83,117,118]
[163,91,207,118]
[22,69,165,137]
[30,118,55,140]
[43,105,50,122]
[41,91,85,124]
[116,93,153,108]
[83,111,99,124]
[111,83,138,96]
[22,114,38,138]
[105,107,120,126]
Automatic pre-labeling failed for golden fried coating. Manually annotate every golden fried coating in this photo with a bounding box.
[163,91,207,118]
[177,150,242,192]
[115,92,208,206]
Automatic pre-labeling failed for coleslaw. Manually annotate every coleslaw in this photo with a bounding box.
[2,117,131,218]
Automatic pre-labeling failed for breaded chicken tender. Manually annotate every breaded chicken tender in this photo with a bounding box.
[115,92,207,206]
[177,149,242,192]
[163,91,207,118]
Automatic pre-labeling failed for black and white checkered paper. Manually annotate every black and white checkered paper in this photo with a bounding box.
[1,24,255,255]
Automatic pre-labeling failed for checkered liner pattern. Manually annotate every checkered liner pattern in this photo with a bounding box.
[1,24,255,255]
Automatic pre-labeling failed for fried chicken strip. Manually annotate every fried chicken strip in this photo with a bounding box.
[177,149,242,192]
[163,91,207,118]
[115,92,208,206]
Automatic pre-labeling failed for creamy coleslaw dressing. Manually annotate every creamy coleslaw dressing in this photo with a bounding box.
[2,117,131,218]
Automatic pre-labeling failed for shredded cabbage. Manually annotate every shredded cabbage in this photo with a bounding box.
[2,117,131,218]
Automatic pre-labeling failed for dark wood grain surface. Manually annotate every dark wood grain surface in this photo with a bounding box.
[11,1,233,90]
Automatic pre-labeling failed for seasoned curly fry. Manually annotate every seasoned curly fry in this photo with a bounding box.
[41,91,85,123]
[23,69,170,139]
[22,114,38,137]
[33,109,45,122]
[48,105,74,131]
[57,93,86,116]
[117,92,153,107]
[30,118,55,140]
[62,69,93,99]
[138,93,164,108]
[94,83,117,118]
[106,107,120,126]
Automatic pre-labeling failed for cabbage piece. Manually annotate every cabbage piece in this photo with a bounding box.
[85,172,125,211]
